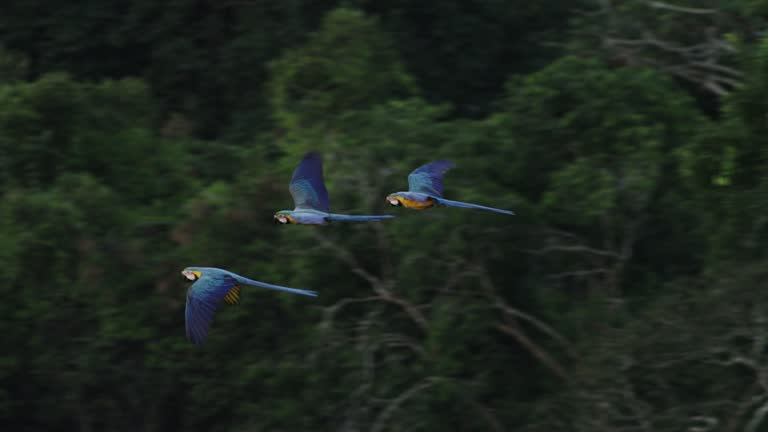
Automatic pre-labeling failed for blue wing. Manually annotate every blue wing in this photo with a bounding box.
[434,197,515,215]
[184,277,238,345]
[289,152,331,212]
[407,160,455,197]
[185,270,317,345]
[185,294,219,346]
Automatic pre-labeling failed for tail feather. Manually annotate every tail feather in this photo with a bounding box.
[435,198,515,215]
[327,214,395,222]
[235,276,318,297]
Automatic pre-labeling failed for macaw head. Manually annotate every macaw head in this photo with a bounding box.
[181,267,203,281]
[386,194,403,207]
[273,210,295,225]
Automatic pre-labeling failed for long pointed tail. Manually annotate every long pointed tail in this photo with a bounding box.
[327,214,395,222]
[236,276,318,297]
[435,198,515,215]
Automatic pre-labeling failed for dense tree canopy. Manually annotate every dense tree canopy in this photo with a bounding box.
[1,1,768,431]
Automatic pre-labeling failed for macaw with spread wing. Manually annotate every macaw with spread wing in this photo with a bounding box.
[386,160,515,215]
[181,267,316,345]
[273,152,395,225]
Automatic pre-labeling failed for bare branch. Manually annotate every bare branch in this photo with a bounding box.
[476,265,576,358]
[377,292,429,332]
[321,292,428,334]
[371,377,442,432]
[516,245,620,258]
[497,323,570,382]
[689,61,744,78]
[467,399,505,432]
[378,333,427,357]
[546,269,611,279]
[321,296,383,331]
[745,397,768,432]
[646,1,717,15]
[498,304,577,358]
[591,2,743,98]
[312,230,383,289]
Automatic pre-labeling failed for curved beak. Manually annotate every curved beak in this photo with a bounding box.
[386,196,400,206]
[181,269,199,281]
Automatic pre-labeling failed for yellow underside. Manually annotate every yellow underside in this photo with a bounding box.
[224,285,241,305]
[399,197,435,210]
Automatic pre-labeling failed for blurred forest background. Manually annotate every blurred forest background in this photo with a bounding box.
[1,1,768,431]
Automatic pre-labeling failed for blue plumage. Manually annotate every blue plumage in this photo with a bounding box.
[407,160,455,197]
[182,267,316,346]
[434,197,515,215]
[326,214,394,222]
[274,152,396,225]
[289,152,331,212]
[386,160,515,215]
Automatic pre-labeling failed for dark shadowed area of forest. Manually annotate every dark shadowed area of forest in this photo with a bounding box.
[1,1,768,431]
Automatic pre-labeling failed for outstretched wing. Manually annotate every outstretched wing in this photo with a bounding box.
[184,278,241,345]
[407,160,455,197]
[289,152,330,212]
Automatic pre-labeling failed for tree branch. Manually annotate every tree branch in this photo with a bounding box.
[312,230,382,289]
[497,323,570,382]
[371,377,442,432]
[746,397,768,432]
[476,265,576,358]
[516,244,620,258]
[646,1,717,15]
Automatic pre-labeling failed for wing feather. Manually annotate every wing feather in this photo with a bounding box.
[185,296,218,345]
[407,160,455,197]
[184,277,238,345]
[289,152,330,212]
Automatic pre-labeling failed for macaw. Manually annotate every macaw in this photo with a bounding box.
[273,152,395,225]
[181,267,317,345]
[386,160,515,215]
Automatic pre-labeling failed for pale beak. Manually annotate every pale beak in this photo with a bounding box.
[182,270,200,281]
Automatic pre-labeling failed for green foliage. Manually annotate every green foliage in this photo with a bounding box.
[0,46,27,83]
[1,3,768,432]
[355,0,582,117]
[528,261,768,432]
[268,8,416,130]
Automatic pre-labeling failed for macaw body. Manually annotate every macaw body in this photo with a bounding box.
[274,209,391,225]
[274,152,395,225]
[386,160,515,216]
[182,266,316,345]
[386,191,437,210]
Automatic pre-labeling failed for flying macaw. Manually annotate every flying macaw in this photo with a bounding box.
[385,160,515,215]
[273,152,395,225]
[181,267,317,345]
